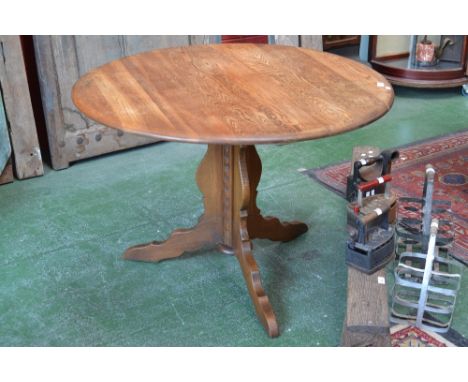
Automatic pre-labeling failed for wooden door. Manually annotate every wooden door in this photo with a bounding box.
[34,35,198,170]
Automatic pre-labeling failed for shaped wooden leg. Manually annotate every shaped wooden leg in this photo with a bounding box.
[123,216,219,262]
[124,145,224,262]
[232,146,279,337]
[245,145,308,242]
[124,143,306,338]
[248,213,308,242]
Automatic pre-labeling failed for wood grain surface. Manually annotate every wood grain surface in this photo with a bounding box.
[72,44,394,144]
[0,35,44,179]
[123,144,308,336]
[342,267,391,346]
[34,35,191,169]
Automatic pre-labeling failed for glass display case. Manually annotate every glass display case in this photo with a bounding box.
[369,35,468,88]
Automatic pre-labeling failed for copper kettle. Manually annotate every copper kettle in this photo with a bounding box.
[416,35,454,66]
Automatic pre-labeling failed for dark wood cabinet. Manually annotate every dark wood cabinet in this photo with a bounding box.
[221,35,269,44]
[322,35,360,51]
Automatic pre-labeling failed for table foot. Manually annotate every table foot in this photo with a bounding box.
[248,215,309,242]
[124,145,224,262]
[233,147,279,337]
[123,216,218,262]
[235,219,279,337]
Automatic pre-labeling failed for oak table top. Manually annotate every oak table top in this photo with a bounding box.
[72,44,394,144]
[71,44,395,338]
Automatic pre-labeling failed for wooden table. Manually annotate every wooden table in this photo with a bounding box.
[72,44,394,337]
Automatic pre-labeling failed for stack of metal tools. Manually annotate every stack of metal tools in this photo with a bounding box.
[345,147,399,274]
[391,165,462,333]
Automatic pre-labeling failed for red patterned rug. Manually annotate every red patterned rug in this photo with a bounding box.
[302,130,468,264]
[390,325,456,347]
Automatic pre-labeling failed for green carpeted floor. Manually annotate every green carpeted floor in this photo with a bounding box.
[0,86,467,346]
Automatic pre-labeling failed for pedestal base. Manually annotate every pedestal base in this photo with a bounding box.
[124,145,308,337]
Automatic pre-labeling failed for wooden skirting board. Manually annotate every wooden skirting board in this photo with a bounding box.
[342,267,391,347]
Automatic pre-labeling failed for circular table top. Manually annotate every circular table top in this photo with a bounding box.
[72,44,394,145]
